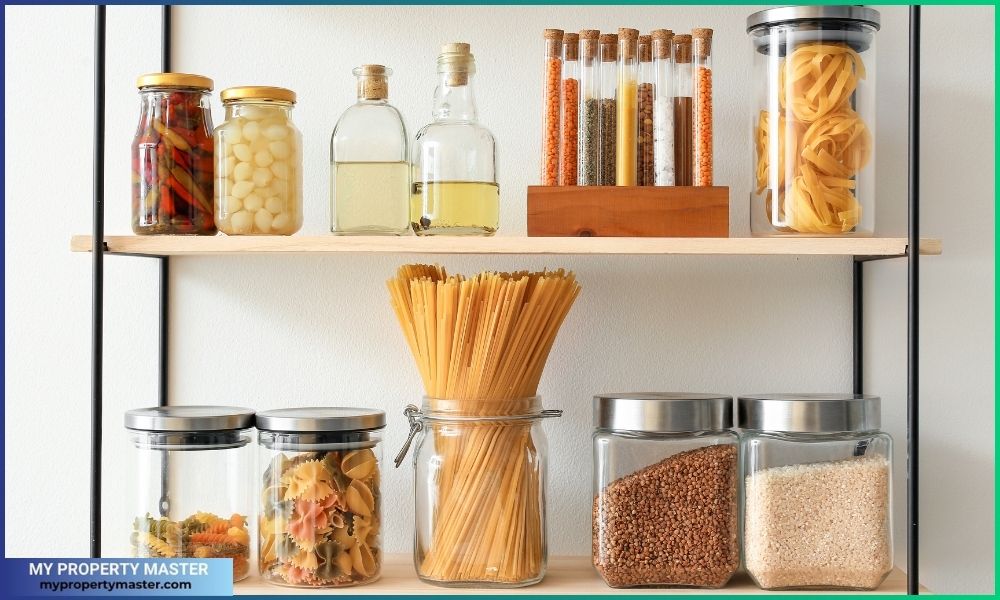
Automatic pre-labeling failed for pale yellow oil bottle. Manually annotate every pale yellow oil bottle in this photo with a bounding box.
[410,181,499,236]
[331,161,410,235]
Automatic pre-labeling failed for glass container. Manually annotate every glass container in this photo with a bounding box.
[692,28,714,186]
[132,73,216,235]
[560,32,580,186]
[592,393,739,588]
[398,397,561,587]
[411,43,499,236]
[651,30,675,186]
[214,86,302,235]
[126,406,254,581]
[577,30,601,186]
[597,33,618,185]
[256,407,386,588]
[739,394,893,590]
[636,35,654,186]
[748,6,879,235]
[673,35,694,186]
[540,29,563,186]
[616,28,639,186]
[330,65,409,235]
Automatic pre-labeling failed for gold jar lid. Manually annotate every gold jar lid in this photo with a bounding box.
[136,72,213,91]
[220,86,297,104]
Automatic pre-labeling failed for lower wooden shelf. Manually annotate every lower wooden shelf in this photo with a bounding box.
[236,555,918,595]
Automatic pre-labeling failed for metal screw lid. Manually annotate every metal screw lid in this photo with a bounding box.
[738,393,881,433]
[255,407,386,433]
[747,5,881,33]
[594,393,733,433]
[125,406,254,432]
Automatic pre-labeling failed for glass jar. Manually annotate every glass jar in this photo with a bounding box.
[577,30,601,186]
[132,73,216,235]
[256,407,386,588]
[214,86,302,235]
[636,35,654,186]
[672,35,693,186]
[597,33,618,185]
[739,394,893,590]
[125,406,254,581]
[398,397,560,587]
[411,43,499,236]
[330,65,410,235]
[748,6,879,235]
[651,29,675,186]
[592,393,739,588]
[559,32,579,186]
[692,28,714,186]
[540,29,563,186]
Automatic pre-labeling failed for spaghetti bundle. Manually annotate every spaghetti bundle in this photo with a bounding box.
[388,264,581,584]
[757,42,872,233]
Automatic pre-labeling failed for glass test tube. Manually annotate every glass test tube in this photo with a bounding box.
[673,34,694,186]
[692,28,714,186]
[541,29,564,186]
[598,33,618,185]
[560,32,580,186]
[616,28,639,186]
[651,29,675,186]
[577,30,601,186]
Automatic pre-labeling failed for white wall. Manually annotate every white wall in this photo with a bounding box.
[4,4,993,593]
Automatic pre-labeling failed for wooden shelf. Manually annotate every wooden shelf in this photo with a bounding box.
[235,555,918,595]
[71,235,942,257]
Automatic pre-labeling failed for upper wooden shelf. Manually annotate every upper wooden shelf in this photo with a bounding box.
[71,235,942,258]
[235,554,917,595]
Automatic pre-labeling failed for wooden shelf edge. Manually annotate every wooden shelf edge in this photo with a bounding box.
[234,555,921,595]
[70,235,942,257]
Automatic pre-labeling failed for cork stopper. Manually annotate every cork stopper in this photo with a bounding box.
[692,27,713,58]
[599,33,618,61]
[618,27,639,61]
[563,32,579,61]
[651,29,674,60]
[353,64,389,100]
[544,28,564,58]
[638,34,652,63]
[674,34,692,63]
[580,29,600,61]
[438,42,475,86]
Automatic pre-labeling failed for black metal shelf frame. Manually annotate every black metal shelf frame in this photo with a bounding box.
[88,5,923,594]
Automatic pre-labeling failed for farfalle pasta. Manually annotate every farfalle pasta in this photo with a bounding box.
[131,512,250,581]
[755,41,873,234]
[259,448,381,587]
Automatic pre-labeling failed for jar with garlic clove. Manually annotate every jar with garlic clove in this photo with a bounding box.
[214,87,303,235]
[255,407,386,588]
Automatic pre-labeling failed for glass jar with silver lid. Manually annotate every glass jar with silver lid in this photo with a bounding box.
[125,406,254,581]
[256,407,386,588]
[592,393,739,589]
[739,394,893,591]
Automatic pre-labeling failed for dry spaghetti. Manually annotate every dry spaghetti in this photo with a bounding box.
[388,265,581,585]
[757,42,872,234]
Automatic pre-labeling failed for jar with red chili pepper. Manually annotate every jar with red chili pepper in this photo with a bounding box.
[215,87,302,235]
[132,73,217,235]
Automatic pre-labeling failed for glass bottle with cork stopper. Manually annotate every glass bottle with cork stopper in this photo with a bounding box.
[411,43,499,236]
[636,34,654,186]
[616,28,640,186]
[330,64,409,235]
[692,28,714,186]
[673,34,694,186]
[577,30,601,186]
[651,29,675,186]
[559,32,579,186]
[597,33,618,185]
[540,29,563,186]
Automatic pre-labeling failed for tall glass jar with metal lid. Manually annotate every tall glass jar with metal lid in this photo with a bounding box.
[132,73,216,235]
[256,407,386,588]
[592,393,739,588]
[125,406,254,581]
[747,6,880,235]
[214,86,302,235]
[739,394,892,590]
[411,43,499,235]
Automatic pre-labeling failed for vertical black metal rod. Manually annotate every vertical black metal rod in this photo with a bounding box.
[907,4,921,595]
[90,4,107,559]
[158,4,172,519]
[853,260,863,395]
